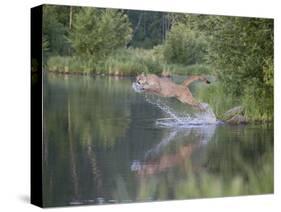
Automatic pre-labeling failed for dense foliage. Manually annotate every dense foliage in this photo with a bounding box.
[169,15,274,120]
[205,17,273,120]
[43,6,70,57]
[69,8,132,60]
[162,23,207,65]
[206,17,273,93]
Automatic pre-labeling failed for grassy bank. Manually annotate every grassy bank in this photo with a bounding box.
[46,48,211,76]
[196,82,273,122]
[195,82,239,120]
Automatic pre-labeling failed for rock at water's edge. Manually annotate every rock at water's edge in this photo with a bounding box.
[223,106,248,125]
[223,106,244,120]
[227,114,248,125]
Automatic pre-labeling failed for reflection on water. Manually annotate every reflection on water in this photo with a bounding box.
[131,126,215,177]
[43,72,273,207]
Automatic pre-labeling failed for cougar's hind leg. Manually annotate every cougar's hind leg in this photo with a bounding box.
[187,98,202,110]
[177,95,204,111]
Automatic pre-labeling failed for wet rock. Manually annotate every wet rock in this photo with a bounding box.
[223,106,248,125]
[223,106,244,120]
[227,114,248,125]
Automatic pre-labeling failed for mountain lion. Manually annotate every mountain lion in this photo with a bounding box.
[134,73,210,111]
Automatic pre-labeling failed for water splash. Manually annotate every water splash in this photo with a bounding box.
[145,95,182,121]
[144,94,218,127]
[132,82,143,93]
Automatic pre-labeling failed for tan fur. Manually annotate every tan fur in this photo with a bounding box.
[136,144,195,176]
[136,73,210,110]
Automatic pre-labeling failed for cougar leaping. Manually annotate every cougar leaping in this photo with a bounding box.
[133,73,210,111]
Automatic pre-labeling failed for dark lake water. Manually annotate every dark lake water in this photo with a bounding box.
[43,72,273,207]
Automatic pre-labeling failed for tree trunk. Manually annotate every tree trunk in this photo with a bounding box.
[69,6,72,30]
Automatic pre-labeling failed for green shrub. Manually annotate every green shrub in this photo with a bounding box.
[242,80,273,122]
[162,23,207,65]
[195,82,239,119]
[101,48,163,75]
[69,8,132,60]
[46,56,96,74]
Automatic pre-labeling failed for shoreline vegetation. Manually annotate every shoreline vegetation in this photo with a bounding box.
[43,5,273,123]
[46,48,211,76]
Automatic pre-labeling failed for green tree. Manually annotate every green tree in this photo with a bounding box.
[69,8,132,61]
[205,17,273,119]
[206,17,273,94]
[162,23,207,65]
[43,5,70,57]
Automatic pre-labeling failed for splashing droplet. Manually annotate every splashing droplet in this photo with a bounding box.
[144,95,218,127]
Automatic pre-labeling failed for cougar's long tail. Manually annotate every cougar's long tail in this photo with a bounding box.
[182,75,210,87]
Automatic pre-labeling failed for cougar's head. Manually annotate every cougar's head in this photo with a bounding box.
[136,73,148,87]
[132,73,147,92]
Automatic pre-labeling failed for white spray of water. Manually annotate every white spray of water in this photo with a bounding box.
[132,82,143,93]
[144,94,217,127]
[145,96,182,121]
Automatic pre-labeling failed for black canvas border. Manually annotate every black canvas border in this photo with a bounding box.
[31,5,43,208]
